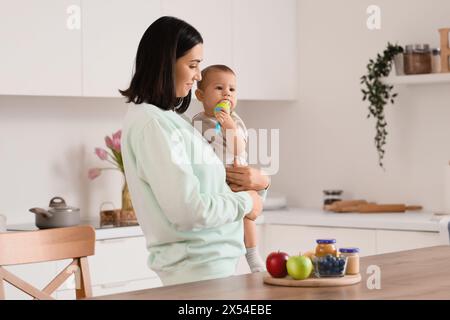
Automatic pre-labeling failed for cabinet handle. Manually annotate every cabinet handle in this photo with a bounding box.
[100,281,129,289]
[97,238,127,244]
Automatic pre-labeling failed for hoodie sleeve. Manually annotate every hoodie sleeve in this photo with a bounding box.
[134,119,253,232]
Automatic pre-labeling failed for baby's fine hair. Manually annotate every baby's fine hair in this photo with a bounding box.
[197,64,235,90]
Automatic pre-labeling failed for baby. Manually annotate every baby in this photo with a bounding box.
[192,65,265,273]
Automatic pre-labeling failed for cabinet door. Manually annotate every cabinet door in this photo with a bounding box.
[56,277,162,299]
[161,0,233,70]
[0,0,82,96]
[86,236,159,286]
[263,225,377,258]
[3,262,57,300]
[376,230,441,255]
[81,0,161,97]
[232,0,297,100]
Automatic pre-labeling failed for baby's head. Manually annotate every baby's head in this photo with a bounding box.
[195,65,237,117]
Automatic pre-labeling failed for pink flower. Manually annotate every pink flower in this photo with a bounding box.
[112,137,121,152]
[105,136,114,149]
[95,148,108,160]
[88,168,102,180]
[112,130,122,141]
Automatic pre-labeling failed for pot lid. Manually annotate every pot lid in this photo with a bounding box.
[47,197,80,213]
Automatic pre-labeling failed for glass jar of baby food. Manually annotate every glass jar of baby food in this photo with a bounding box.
[339,248,360,275]
[315,239,337,257]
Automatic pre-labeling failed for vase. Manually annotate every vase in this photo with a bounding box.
[121,181,137,223]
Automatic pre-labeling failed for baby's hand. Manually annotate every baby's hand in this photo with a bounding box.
[216,110,236,130]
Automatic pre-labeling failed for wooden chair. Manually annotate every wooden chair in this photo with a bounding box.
[0,225,95,300]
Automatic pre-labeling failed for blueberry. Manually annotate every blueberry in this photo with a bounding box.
[339,259,345,267]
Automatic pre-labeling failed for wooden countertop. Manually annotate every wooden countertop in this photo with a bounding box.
[92,246,450,300]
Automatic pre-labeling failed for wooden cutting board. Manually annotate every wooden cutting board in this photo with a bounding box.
[263,273,361,287]
[326,200,422,213]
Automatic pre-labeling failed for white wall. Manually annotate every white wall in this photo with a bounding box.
[1,0,450,225]
[238,0,450,212]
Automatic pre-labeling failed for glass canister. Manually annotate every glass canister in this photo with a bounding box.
[323,190,343,208]
[315,239,337,257]
[431,48,441,73]
[339,248,360,275]
[403,44,432,75]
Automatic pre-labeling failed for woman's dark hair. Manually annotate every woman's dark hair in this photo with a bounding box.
[119,16,203,114]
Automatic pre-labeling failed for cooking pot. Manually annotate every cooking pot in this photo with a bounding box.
[29,196,81,229]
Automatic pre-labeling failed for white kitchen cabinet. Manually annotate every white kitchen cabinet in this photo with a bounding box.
[54,236,161,299]
[162,0,298,100]
[262,224,442,260]
[232,0,298,100]
[0,0,82,96]
[0,0,297,99]
[161,0,233,69]
[263,225,377,258]
[56,277,162,299]
[81,0,161,97]
[2,261,58,300]
[376,230,441,254]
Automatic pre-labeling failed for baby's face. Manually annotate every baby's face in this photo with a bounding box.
[196,70,237,116]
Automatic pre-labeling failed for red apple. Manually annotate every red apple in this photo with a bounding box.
[266,251,289,278]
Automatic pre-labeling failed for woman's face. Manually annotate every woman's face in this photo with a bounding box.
[174,44,203,98]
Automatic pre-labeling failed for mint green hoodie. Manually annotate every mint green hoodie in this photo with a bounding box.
[121,104,254,286]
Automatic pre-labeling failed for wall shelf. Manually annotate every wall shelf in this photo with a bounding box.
[383,73,450,85]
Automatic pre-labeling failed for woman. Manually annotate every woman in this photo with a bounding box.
[120,16,269,286]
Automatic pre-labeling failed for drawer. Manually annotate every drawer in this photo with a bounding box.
[3,261,57,300]
[89,236,157,286]
[376,230,441,254]
[55,277,162,299]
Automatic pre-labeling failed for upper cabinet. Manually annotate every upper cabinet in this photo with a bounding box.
[0,0,82,96]
[232,0,298,100]
[0,0,297,100]
[161,0,233,70]
[81,0,161,97]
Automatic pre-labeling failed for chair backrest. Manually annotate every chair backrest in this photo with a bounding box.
[0,225,95,300]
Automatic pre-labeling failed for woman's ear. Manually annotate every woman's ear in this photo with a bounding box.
[195,89,204,101]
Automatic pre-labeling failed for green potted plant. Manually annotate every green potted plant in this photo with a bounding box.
[361,42,403,169]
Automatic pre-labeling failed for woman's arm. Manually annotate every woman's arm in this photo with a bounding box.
[134,119,255,232]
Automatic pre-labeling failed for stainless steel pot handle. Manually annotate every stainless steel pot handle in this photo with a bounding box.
[29,207,53,219]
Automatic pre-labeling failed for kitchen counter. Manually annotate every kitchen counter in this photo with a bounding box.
[7,219,144,240]
[261,208,441,232]
[6,207,442,241]
[92,246,450,300]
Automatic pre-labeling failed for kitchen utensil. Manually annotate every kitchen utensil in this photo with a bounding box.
[333,203,422,213]
[29,196,81,229]
[263,273,361,287]
[324,200,368,211]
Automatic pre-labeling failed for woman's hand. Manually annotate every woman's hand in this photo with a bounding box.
[226,161,270,192]
[245,190,263,221]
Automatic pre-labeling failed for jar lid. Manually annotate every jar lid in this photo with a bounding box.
[339,247,360,253]
[316,239,336,244]
[405,44,430,53]
[323,190,343,195]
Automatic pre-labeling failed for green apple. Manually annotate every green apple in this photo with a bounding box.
[286,255,313,280]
